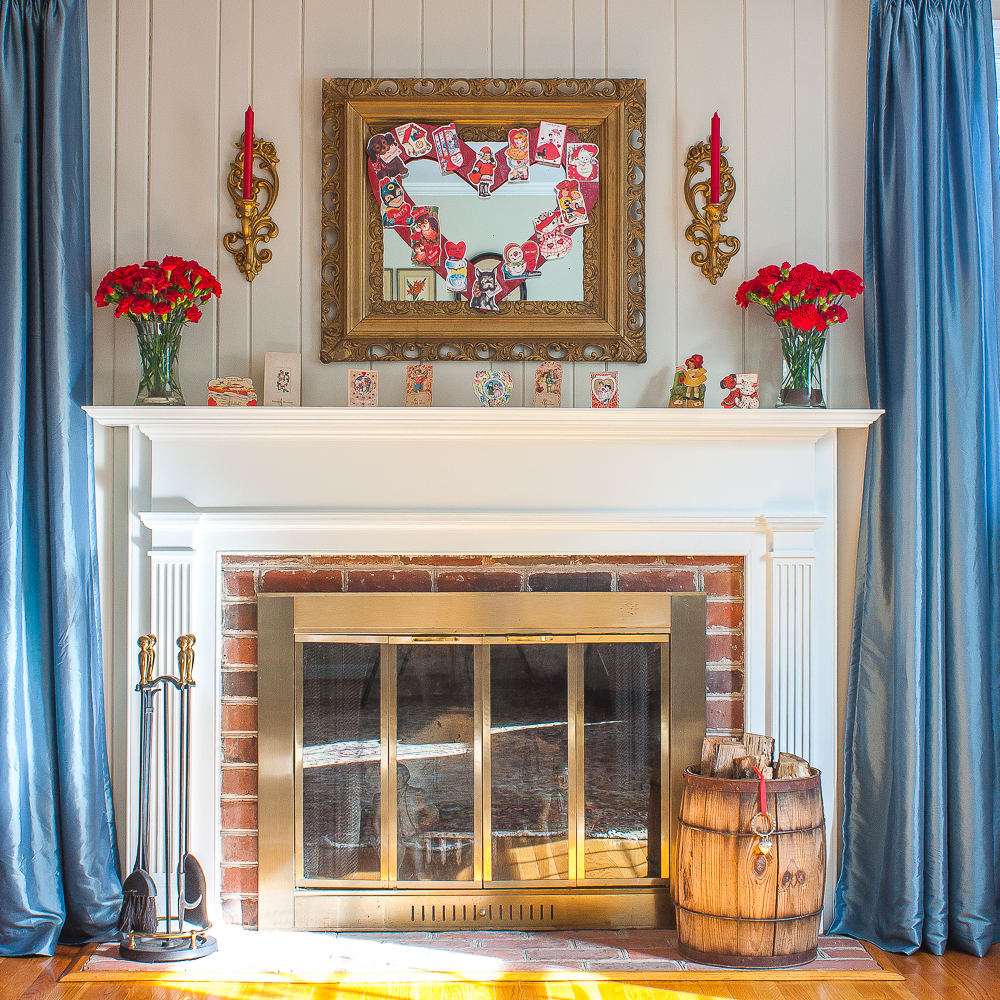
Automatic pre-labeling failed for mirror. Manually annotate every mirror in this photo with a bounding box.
[321,78,646,364]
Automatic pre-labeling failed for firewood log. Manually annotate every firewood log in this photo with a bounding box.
[776,751,811,779]
[711,740,745,778]
[743,732,775,765]
[700,736,742,776]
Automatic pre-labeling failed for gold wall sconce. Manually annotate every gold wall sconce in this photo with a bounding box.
[224,121,279,282]
[684,118,740,284]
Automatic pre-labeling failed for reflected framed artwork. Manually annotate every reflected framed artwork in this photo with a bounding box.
[321,78,646,363]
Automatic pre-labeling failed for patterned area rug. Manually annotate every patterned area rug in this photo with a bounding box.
[62,930,901,982]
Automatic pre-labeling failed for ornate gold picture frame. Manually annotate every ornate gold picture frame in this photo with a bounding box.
[321,78,646,364]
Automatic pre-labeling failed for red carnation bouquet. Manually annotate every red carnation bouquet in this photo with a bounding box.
[735,262,863,407]
[95,256,221,323]
[95,256,222,405]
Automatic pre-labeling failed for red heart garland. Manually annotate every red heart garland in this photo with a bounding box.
[367,125,599,305]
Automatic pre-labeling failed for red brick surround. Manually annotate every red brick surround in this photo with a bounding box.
[219,554,745,928]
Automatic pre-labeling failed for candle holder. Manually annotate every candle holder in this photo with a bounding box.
[683,137,740,284]
[224,132,279,282]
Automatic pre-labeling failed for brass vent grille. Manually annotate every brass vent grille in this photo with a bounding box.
[411,900,555,924]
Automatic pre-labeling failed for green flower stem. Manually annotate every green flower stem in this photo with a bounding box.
[132,316,186,404]
[777,323,826,407]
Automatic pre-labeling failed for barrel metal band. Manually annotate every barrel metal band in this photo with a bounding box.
[677,818,826,837]
[672,902,824,923]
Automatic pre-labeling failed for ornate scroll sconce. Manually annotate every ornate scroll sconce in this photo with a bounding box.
[683,136,740,284]
[224,132,279,281]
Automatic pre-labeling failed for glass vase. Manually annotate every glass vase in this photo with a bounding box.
[133,317,186,405]
[776,324,826,408]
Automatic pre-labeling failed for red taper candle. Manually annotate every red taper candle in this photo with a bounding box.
[242,105,254,199]
[710,111,721,204]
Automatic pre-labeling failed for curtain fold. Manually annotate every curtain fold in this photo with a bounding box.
[0,0,121,955]
[832,0,1000,956]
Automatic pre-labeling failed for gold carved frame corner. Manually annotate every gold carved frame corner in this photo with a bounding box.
[320,78,646,364]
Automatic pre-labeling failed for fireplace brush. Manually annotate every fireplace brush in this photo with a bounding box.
[118,633,218,962]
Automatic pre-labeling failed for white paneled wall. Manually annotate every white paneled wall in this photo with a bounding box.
[88,0,868,411]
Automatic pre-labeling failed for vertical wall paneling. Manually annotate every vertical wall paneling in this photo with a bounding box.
[112,0,153,404]
[218,0,254,380]
[89,0,118,406]
[148,1,222,405]
[372,0,423,77]
[424,0,492,78]
[523,0,574,78]
[743,0,797,408]
[605,0,672,409]
[825,0,868,408]
[91,1,864,408]
[302,1,375,406]
[794,0,831,403]
[247,0,305,396]
[573,0,607,78]
[491,0,525,76]
[673,0,747,408]
[793,0,828,266]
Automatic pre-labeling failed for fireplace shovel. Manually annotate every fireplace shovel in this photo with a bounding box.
[117,636,158,936]
[177,635,210,929]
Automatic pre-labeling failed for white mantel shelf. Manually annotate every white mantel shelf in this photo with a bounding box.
[86,406,882,442]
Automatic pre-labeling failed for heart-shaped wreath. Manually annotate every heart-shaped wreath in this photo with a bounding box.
[367,122,600,311]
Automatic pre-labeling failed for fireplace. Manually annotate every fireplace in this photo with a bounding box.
[256,591,706,929]
[85,404,881,932]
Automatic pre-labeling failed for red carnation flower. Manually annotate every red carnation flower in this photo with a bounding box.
[759,265,782,280]
[824,304,848,325]
[132,298,153,315]
[789,262,821,283]
[114,296,134,318]
[185,306,202,323]
[789,303,822,331]
[832,269,864,297]
[774,305,793,323]
[153,301,172,316]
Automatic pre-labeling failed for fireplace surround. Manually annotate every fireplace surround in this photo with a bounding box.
[85,405,881,931]
[256,591,706,929]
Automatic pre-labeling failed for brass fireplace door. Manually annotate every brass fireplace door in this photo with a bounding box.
[257,592,706,930]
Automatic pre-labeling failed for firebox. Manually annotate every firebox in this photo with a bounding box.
[257,591,706,930]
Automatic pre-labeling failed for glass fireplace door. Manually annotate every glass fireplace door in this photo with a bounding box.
[486,640,571,883]
[297,635,668,889]
[392,639,478,884]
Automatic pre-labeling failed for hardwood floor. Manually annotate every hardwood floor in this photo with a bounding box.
[2,942,998,1000]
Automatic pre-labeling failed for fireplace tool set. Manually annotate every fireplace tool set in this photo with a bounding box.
[117,633,217,961]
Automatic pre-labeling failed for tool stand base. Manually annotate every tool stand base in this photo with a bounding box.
[119,932,218,963]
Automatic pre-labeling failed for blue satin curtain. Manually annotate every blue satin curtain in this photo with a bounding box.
[0,0,121,955]
[833,0,1000,956]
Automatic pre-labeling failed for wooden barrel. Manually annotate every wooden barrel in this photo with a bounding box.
[673,766,826,968]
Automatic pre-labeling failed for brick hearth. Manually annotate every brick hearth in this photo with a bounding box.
[218,554,745,928]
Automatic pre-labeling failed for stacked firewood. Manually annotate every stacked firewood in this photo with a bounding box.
[700,733,811,779]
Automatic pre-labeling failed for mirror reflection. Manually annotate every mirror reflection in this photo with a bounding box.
[382,143,584,303]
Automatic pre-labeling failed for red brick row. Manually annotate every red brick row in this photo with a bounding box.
[221,702,258,734]
[221,799,258,831]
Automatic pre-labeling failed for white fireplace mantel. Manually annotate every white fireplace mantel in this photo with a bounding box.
[87,405,881,926]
